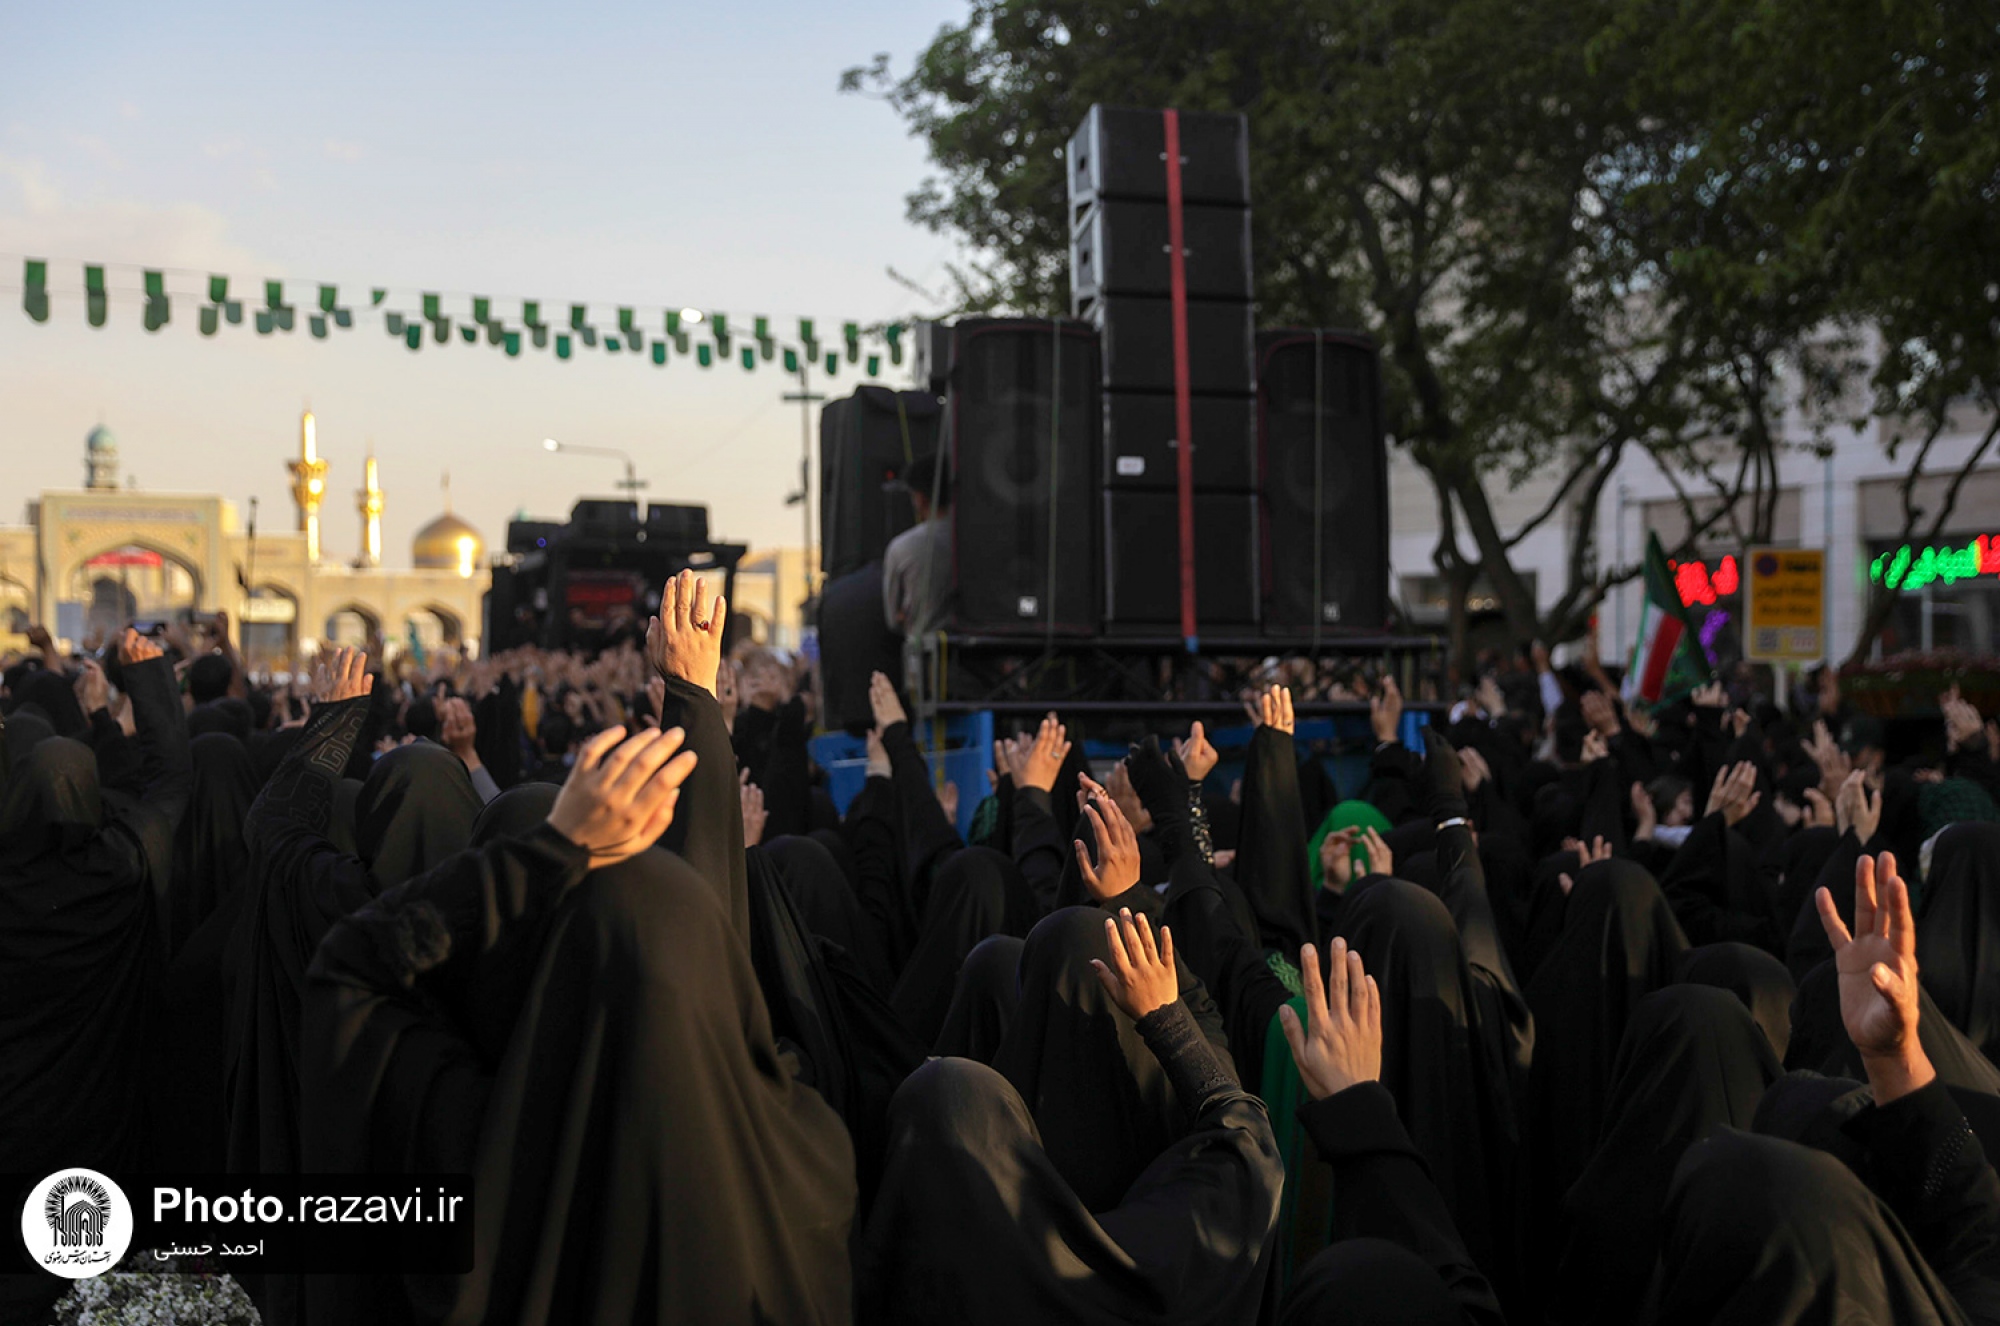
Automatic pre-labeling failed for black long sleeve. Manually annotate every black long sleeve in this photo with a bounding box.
[106,654,193,892]
[1299,1081,1506,1326]
[245,693,369,871]
[1135,999,1242,1115]
[1434,824,1534,1093]
[845,773,916,971]
[1843,1078,2000,1323]
[1010,784,1069,914]
[653,673,749,940]
[880,718,963,887]
[1234,724,1317,956]
[303,823,594,1174]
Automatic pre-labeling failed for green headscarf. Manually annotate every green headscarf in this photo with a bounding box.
[1306,799,1393,890]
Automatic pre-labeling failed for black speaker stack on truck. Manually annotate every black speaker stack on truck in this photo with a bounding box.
[811,102,1391,690]
[1069,105,1260,643]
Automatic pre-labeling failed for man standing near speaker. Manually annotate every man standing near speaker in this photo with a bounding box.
[882,451,952,638]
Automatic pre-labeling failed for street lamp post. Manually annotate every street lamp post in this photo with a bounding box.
[541,438,648,503]
[781,363,826,616]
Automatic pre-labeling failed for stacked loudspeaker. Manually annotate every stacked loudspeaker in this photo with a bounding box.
[1070,106,1260,635]
[813,102,1391,653]
[920,317,1102,636]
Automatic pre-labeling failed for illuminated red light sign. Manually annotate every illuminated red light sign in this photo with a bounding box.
[1668,554,1739,607]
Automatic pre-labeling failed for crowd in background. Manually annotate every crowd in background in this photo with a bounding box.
[6,577,2000,1324]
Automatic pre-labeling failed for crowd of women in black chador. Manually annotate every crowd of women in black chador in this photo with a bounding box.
[8,588,2000,1326]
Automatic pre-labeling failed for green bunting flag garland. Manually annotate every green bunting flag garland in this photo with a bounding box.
[13,256,910,387]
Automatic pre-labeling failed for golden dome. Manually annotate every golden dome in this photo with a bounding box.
[413,512,484,574]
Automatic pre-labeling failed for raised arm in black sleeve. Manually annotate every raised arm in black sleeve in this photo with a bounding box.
[653,673,749,939]
[1298,1082,1507,1326]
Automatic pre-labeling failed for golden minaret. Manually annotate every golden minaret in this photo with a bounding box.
[287,408,329,563]
[355,448,384,568]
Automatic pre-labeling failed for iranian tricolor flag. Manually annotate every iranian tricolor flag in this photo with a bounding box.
[1624,532,1702,706]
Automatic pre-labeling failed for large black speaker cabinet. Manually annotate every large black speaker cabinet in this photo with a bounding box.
[644,503,709,547]
[817,561,904,732]
[1070,199,1253,308]
[947,318,1101,636]
[1101,391,1256,490]
[568,499,639,545]
[1257,329,1391,634]
[1103,490,1259,629]
[506,519,565,554]
[1067,105,1251,212]
[1090,295,1255,394]
[819,386,941,579]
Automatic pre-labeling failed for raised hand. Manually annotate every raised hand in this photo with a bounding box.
[1319,826,1360,890]
[1104,760,1154,833]
[1016,712,1070,792]
[1074,774,1142,900]
[1459,745,1491,793]
[1942,685,1985,753]
[1369,675,1403,745]
[117,626,163,667]
[864,727,892,779]
[1815,852,1935,1103]
[740,770,767,848]
[73,659,110,715]
[1580,689,1620,739]
[1810,720,1853,793]
[1802,786,1836,829]
[440,696,480,764]
[1691,681,1727,710]
[1558,835,1611,894]
[1358,825,1393,879]
[1090,908,1178,1021]
[1630,782,1658,842]
[991,733,1019,784]
[1704,760,1760,826]
[1580,729,1609,765]
[1258,685,1296,736]
[937,779,960,824]
[1278,937,1382,1100]
[867,670,908,731]
[312,645,373,703]
[1176,720,1219,782]
[646,570,727,697]
[1474,675,1506,719]
[1834,768,1881,843]
[547,725,697,866]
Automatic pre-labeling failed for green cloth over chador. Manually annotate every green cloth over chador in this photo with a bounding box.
[1307,799,1392,890]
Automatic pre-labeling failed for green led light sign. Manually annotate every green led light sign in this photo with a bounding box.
[1870,536,2000,592]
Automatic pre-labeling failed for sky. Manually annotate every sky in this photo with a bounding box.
[0,0,966,566]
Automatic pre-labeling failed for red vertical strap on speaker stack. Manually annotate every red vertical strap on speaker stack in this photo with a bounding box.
[1163,109,1199,652]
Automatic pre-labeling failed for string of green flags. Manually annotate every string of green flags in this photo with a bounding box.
[15,257,905,380]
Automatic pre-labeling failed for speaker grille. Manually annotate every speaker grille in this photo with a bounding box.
[1257,331,1390,633]
[949,320,1101,635]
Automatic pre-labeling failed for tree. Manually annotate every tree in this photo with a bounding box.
[1603,0,2000,663]
[844,0,1828,667]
